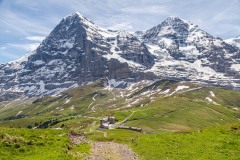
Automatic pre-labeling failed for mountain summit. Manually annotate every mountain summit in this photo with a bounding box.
[0,13,239,100]
[143,16,191,40]
[142,17,240,84]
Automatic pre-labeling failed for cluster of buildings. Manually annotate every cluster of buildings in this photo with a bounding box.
[99,116,142,132]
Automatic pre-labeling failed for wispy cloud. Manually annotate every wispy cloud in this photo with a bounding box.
[0,19,29,36]
[8,43,40,52]
[0,51,22,61]
[25,36,45,42]
[0,11,51,36]
[121,5,168,14]
[109,22,133,30]
[0,46,6,50]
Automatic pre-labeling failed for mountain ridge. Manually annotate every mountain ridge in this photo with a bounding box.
[0,12,239,100]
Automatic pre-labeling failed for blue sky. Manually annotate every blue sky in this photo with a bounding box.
[0,0,240,63]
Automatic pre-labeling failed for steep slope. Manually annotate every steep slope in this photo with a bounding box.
[142,17,240,88]
[0,12,155,98]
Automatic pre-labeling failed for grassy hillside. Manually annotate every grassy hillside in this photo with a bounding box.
[133,124,240,160]
[0,80,240,132]
[1,123,240,160]
[119,96,239,132]
[86,124,240,160]
[0,128,90,160]
[0,80,240,159]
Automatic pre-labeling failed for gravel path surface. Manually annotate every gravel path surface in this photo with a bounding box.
[89,142,139,160]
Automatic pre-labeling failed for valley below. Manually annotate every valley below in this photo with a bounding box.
[0,80,240,159]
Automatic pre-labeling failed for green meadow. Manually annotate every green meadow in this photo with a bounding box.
[0,80,240,159]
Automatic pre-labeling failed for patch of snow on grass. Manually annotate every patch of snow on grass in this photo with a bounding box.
[120,92,124,97]
[209,91,216,97]
[70,105,75,110]
[205,97,219,105]
[175,86,189,92]
[53,128,62,130]
[161,89,170,94]
[92,94,97,101]
[16,111,22,116]
[88,102,94,109]
[167,85,189,96]
[64,97,72,104]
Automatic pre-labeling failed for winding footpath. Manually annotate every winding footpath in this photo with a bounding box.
[89,142,139,160]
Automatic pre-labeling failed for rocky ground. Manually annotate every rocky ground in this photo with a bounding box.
[68,132,139,160]
[89,142,139,160]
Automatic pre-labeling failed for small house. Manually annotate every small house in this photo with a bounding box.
[99,116,116,129]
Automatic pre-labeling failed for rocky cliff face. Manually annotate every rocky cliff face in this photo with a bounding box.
[0,12,155,97]
[0,13,239,99]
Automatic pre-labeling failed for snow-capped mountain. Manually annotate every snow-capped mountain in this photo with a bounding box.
[142,17,240,87]
[0,13,239,99]
[0,12,155,97]
[225,36,240,49]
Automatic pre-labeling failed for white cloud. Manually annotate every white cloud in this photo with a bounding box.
[0,5,52,36]
[109,21,133,30]
[121,5,168,14]
[0,52,21,61]
[8,43,40,52]
[0,47,6,50]
[25,36,45,42]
